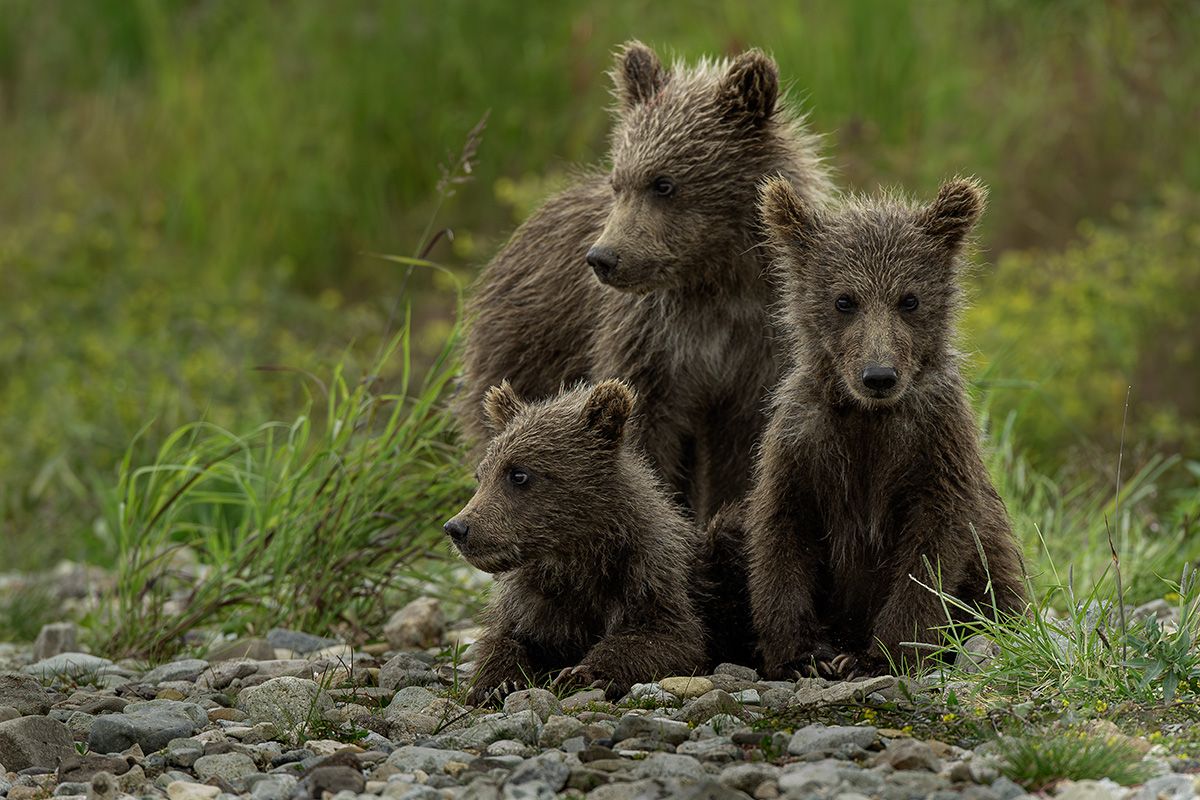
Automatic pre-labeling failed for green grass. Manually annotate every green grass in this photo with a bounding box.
[1,2,1197,571]
[998,732,1155,789]
[98,317,472,661]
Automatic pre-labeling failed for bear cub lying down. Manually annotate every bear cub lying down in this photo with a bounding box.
[444,379,706,702]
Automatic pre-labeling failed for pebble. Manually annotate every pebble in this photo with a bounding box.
[0,672,52,715]
[237,676,331,744]
[0,715,75,770]
[658,676,715,699]
[383,597,445,649]
[787,723,878,756]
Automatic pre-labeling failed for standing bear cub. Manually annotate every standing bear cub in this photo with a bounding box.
[445,379,707,702]
[747,177,1027,679]
[458,41,833,523]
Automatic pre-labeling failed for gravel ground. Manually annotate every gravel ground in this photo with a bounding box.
[0,596,1192,800]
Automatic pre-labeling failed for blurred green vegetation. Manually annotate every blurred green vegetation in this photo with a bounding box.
[0,1,1197,572]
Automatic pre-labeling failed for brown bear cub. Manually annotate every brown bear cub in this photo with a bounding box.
[746,177,1028,680]
[457,42,834,524]
[445,379,707,702]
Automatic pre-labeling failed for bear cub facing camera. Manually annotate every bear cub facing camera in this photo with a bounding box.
[445,379,706,702]
[747,177,1028,680]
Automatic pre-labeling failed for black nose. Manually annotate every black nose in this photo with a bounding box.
[586,246,619,280]
[443,518,469,544]
[862,365,897,392]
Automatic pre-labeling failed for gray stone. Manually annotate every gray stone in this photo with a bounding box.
[141,660,209,686]
[538,715,584,748]
[23,652,114,681]
[87,708,197,754]
[729,689,759,704]
[237,676,331,744]
[612,713,692,746]
[384,686,438,717]
[713,663,759,681]
[630,753,708,781]
[875,738,941,771]
[674,689,745,725]
[487,738,536,757]
[384,597,444,649]
[56,752,132,783]
[165,738,204,768]
[384,745,477,774]
[0,704,19,722]
[0,671,52,715]
[676,737,740,762]
[506,752,569,791]
[989,776,1028,800]
[676,780,754,800]
[561,688,607,710]
[207,637,275,662]
[432,709,543,748]
[265,628,339,655]
[33,623,78,662]
[955,635,1000,675]
[503,688,562,722]
[379,653,440,691]
[386,710,439,740]
[718,763,781,794]
[501,781,555,800]
[759,687,793,712]
[194,660,258,691]
[787,723,877,756]
[790,675,896,708]
[882,771,955,798]
[125,699,208,728]
[249,774,297,800]
[588,779,673,800]
[303,766,365,796]
[193,752,258,782]
[0,715,75,770]
[1133,774,1196,800]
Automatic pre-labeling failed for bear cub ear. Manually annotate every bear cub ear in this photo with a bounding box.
[614,40,666,110]
[918,177,987,249]
[758,176,822,251]
[720,49,778,126]
[482,380,524,434]
[581,379,636,446]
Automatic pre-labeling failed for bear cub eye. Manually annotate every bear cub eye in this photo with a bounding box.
[835,295,857,313]
[899,294,919,312]
[508,467,531,488]
[651,176,676,197]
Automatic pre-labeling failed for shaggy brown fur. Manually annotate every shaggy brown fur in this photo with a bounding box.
[747,177,1028,679]
[445,379,707,702]
[457,41,834,523]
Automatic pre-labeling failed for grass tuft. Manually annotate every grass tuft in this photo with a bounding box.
[98,313,472,661]
[999,732,1154,789]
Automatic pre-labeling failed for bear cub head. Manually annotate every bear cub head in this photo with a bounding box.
[586,41,789,292]
[760,176,987,408]
[444,379,637,573]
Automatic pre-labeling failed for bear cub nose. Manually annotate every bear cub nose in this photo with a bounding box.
[443,518,469,544]
[861,365,898,392]
[586,246,619,280]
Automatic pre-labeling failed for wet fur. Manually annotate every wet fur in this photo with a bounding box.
[747,178,1028,678]
[457,42,834,523]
